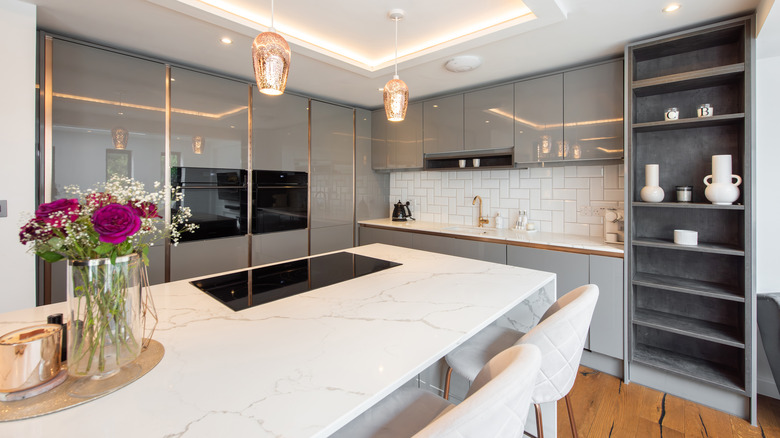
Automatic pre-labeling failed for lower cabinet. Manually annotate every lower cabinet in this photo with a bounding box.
[506,246,589,299]
[359,227,505,264]
[360,226,625,361]
[170,235,249,282]
[252,230,308,266]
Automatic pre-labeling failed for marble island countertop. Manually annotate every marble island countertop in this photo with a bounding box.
[359,218,624,257]
[0,244,556,437]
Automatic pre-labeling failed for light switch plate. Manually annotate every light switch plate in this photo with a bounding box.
[0,200,6,218]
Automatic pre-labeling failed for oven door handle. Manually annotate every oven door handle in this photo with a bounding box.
[255,185,307,189]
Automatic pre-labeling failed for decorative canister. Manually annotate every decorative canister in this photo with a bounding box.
[697,104,714,118]
[640,164,665,202]
[0,324,62,392]
[676,186,692,202]
[704,155,741,205]
[664,107,679,121]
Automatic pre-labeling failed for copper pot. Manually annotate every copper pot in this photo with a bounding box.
[0,324,62,393]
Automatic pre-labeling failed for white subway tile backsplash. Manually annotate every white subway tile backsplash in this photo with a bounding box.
[520,179,541,189]
[389,164,623,235]
[589,177,604,201]
[565,177,590,189]
[577,166,604,177]
[553,167,565,189]
[530,168,552,178]
[541,199,564,211]
[541,179,553,199]
[604,165,619,189]
[553,189,577,200]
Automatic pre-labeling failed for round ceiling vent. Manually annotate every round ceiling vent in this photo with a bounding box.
[444,56,482,73]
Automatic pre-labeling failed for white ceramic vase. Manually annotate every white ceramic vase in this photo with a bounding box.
[640,164,664,202]
[704,155,741,205]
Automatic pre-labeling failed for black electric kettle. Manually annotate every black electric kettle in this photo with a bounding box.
[392,200,413,221]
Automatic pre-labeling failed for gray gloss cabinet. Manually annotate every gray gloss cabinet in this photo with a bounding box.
[310,101,354,253]
[358,227,505,264]
[371,104,423,170]
[252,91,309,172]
[589,255,624,359]
[563,60,624,161]
[423,95,464,154]
[464,84,514,151]
[506,246,589,299]
[514,74,564,164]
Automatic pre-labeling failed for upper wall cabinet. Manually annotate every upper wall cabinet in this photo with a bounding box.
[563,59,624,161]
[253,91,309,172]
[514,60,624,165]
[423,94,464,154]
[464,84,514,151]
[514,74,564,163]
[371,103,423,170]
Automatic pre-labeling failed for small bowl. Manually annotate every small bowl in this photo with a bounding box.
[674,229,698,246]
[0,324,62,393]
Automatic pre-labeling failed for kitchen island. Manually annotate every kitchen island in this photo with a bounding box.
[0,244,556,437]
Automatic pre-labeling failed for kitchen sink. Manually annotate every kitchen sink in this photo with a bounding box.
[442,226,500,236]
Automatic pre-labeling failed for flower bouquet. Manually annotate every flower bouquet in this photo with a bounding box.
[19,176,196,379]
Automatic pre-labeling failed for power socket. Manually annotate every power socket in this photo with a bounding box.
[0,200,6,218]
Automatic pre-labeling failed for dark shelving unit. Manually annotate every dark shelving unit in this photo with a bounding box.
[625,16,756,423]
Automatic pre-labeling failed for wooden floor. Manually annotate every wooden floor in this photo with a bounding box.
[556,367,780,438]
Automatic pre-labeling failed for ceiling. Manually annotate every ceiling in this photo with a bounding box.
[27,0,760,109]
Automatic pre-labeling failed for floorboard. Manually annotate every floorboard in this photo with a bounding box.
[557,367,780,438]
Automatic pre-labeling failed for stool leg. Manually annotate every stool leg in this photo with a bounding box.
[534,403,544,438]
[444,367,453,400]
[565,394,578,438]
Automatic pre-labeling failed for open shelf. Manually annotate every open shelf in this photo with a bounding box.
[632,272,744,302]
[633,308,743,348]
[633,343,745,394]
[424,149,514,171]
[632,238,744,256]
[632,202,744,210]
[632,113,745,132]
[632,63,744,96]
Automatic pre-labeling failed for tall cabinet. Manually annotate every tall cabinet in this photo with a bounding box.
[625,17,755,422]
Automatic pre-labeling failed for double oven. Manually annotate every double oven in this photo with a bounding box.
[172,167,308,242]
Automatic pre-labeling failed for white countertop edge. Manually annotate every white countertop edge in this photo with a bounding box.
[359,218,624,255]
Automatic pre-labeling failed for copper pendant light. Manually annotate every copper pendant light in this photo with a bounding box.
[111,127,129,150]
[252,0,291,96]
[384,9,409,122]
[192,136,205,155]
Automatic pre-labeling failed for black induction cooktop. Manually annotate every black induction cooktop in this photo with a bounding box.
[190,251,402,311]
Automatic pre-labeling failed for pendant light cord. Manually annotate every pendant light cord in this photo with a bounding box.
[394,17,399,77]
[271,0,275,31]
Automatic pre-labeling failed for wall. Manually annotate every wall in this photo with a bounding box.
[0,1,37,313]
[390,164,624,236]
[756,1,780,399]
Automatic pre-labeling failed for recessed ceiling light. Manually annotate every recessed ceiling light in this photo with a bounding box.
[444,56,482,73]
[220,37,233,44]
[662,4,681,12]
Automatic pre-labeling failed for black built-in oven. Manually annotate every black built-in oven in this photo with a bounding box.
[172,167,247,242]
[252,170,308,234]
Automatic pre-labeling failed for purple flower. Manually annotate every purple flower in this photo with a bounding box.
[19,219,51,244]
[35,199,80,228]
[91,204,141,244]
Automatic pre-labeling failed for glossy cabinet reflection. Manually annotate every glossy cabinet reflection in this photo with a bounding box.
[310,101,354,253]
[170,68,248,169]
[563,59,624,161]
[514,74,564,164]
[423,95,464,154]
[371,103,423,170]
[252,91,308,172]
[356,109,390,228]
[465,84,514,151]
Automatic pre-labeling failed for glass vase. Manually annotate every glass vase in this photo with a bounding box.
[67,254,142,384]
